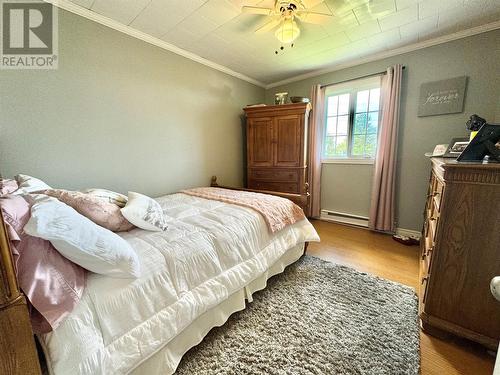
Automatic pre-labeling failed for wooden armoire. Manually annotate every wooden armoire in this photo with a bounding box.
[243,103,311,214]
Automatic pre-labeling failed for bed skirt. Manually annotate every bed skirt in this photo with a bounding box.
[129,243,305,375]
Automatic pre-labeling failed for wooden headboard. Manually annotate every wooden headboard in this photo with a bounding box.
[0,212,41,375]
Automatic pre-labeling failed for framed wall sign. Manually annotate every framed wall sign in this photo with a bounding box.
[417,76,467,117]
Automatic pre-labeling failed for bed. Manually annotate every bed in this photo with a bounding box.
[0,188,319,375]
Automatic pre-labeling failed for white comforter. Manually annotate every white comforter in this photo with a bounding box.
[40,193,319,375]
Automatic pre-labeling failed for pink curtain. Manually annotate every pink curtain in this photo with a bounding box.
[308,84,325,218]
[369,65,403,232]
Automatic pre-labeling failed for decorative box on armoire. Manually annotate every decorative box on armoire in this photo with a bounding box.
[419,157,500,350]
[243,103,311,215]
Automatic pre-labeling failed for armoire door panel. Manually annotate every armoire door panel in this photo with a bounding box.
[248,118,273,167]
[273,115,302,167]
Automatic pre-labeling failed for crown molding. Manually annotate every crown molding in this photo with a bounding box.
[265,20,500,89]
[43,0,267,88]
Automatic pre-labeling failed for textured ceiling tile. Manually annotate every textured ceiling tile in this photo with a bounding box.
[70,0,94,8]
[196,0,240,25]
[365,28,401,49]
[174,14,219,39]
[228,0,261,9]
[130,0,207,37]
[322,11,359,34]
[293,24,331,45]
[379,4,418,31]
[279,32,350,63]
[395,0,418,11]
[419,0,462,19]
[345,19,381,41]
[327,0,370,16]
[399,15,438,39]
[391,33,418,48]
[437,6,480,32]
[91,0,151,25]
[161,28,199,50]
[353,0,396,24]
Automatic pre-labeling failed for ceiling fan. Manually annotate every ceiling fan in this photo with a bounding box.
[242,1,333,46]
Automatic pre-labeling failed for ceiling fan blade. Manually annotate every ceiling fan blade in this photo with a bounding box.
[255,17,282,33]
[242,6,273,15]
[300,0,325,9]
[296,11,333,24]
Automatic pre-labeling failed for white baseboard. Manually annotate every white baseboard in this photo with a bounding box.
[319,210,422,240]
[320,210,369,228]
[396,228,422,240]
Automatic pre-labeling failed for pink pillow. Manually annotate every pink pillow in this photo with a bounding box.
[0,179,19,195]
[43,189,135,232]
[0,195,86,333]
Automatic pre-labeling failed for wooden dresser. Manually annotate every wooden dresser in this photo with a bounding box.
[243,103,311,214]
[419,158,500,350]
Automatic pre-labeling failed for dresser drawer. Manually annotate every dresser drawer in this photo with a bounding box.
[432,178,444,212]
[248,181,299,194]
[249,169,299,182]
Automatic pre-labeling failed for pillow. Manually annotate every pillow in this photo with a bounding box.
[42,189,134,232]
[14,174,51,193]
[0,178,18,195]
[83,188,128,208]
[121,192,168,232]
[0,194,86,333]
[24,195,141,279]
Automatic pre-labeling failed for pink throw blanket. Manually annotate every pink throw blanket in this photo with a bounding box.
[181,187,305,233]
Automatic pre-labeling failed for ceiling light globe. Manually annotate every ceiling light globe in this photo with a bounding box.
[275,19,300,44]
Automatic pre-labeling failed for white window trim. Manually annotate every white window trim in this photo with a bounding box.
[322,75,382,161]
[322,158,375,165]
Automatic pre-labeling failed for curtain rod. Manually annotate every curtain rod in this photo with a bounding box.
[320,66,406,89]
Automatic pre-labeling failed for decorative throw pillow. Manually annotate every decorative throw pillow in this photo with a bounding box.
[121,192,168,232]
[24,195,141,279]
[0,194,86,333]
[0,179,18,195]
[42,189,134,232]
[14,174,51,193]
[83,188,128,208]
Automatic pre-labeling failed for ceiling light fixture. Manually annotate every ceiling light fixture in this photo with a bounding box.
[275,17,300,44]
[242,1,333,54]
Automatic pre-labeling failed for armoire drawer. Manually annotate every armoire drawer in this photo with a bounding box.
[249,169,299,182]
[248,181,299,194]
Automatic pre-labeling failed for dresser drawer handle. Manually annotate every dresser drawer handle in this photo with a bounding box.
[421,247,433,260]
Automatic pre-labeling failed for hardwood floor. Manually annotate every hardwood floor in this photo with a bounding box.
[307,219,496,375]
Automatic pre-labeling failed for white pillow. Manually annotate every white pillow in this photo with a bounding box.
[121,192,168,232]
[14,174,51,193]
[83,188,128,208]
[24,195,141,279]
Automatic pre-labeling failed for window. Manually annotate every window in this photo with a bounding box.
[323,79,381,161]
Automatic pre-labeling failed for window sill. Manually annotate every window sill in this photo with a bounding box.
[322,158,375,165]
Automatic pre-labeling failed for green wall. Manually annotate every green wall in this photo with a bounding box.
[266,29,500,231]
[0,9,264,197]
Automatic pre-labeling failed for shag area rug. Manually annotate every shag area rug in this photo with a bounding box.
[176,256,420,374]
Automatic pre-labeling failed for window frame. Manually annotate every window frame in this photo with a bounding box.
[322,82,381,164]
